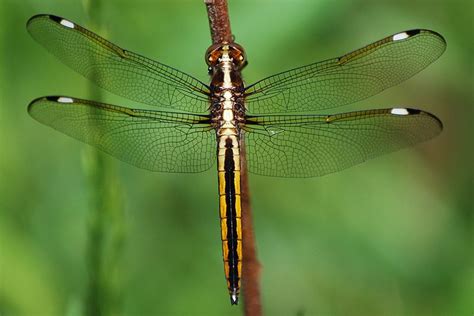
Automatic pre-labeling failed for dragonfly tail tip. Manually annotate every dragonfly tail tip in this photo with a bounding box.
[230,290,239,305]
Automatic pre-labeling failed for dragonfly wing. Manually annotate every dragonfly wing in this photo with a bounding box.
[28,96,215,173]
[243,108,442,177]
[27,15,210,113]
[245,30,446,114]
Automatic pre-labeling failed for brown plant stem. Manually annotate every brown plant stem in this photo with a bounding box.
[204,0,233,44]
[204,1,262,315]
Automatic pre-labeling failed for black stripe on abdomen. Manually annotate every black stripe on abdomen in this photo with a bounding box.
[224,137,239,292]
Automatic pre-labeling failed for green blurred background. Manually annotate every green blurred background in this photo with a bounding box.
[1,0,472,315]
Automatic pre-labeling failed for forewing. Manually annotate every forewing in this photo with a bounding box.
[245,30,446,114]
[243,108,442,177]
[27,14,210,113]
[28,96,215,173]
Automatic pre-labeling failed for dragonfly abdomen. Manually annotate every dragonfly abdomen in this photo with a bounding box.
[217,134,242,305]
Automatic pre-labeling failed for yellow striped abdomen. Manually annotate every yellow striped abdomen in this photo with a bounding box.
[217,134,242,305]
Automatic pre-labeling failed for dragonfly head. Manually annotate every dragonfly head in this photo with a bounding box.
[206,42,247,72]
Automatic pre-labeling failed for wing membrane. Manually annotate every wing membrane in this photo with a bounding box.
[245,30,446,114]
[27,14,210,113]
[28,96,215,172]
[243,108,442,177]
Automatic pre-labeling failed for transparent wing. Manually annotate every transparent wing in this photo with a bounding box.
[27,14,210,113]
[245,30,446,114]
[243,108,442,177]
[28,96,215,173]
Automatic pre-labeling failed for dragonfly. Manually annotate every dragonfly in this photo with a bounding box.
[27,14,445,305]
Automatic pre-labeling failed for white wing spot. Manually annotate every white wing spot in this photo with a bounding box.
[60,19,75,29]
[393,32,409,41]
[267,126,284,136]
[391,108,410,115]
[57,97,74,103]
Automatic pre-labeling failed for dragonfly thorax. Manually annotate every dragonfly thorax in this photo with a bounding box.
[207,43,246,131]
[210,87,245,132]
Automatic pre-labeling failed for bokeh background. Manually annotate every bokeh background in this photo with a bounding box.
[1,0,472,315]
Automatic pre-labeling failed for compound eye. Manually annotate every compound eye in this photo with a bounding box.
[206,49,222,66]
